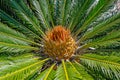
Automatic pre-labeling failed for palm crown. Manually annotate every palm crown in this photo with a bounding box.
[0,0,120,80]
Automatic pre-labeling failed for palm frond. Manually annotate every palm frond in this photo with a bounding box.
[28,0,51,30]
[0,9,41,39]
[0,55,48,80]
[80,37,120,49]
[80,54,120,80]
[35,64,55,80]
[63,0,74,27]
[75,0,114,36]
[0,42,38,53]
[0,53,34,67]
[73,61,94,80]
[79,28,120,49]
[0,22,26,39]
[0,0,120,80]
[61,0,67,25]
[82,54,120,63]
[85,49,120,54]
[54,60,68,80]
[0,32,42,47]
[78,13,120,43]
[0,32,28,45]
[69,0,94,31]
[45,0,55,27]
[53,0,64,25]
[54,60,82,80]
[6,0,44,36]
[0,22,42,46]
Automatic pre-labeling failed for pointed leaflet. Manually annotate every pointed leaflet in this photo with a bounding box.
[0,9,40,39]
[75,0,114,36]
[7,0,44,36]
[72,61,94,80]
[54,60,82,80]
[0,58,48,80]
[0,53,34,67]
[78,13,120,43]
[0,23,42,46]
[80,55,120,79]
[28,0,51,30]
[0,42,38,53]
[35,64,55,80]
[69,0,94,31]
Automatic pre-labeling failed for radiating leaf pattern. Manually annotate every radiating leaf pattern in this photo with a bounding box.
[0,0,120,80]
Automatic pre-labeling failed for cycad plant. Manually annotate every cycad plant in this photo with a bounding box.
[0,0,120,80]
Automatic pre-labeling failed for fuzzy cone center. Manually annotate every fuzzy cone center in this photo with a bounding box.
[44,26,77,60]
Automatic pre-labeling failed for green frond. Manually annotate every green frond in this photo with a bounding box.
[75,0,114,36]
[61,0,72,26]
[54,60,67,80]
[35,64,55,80]
[0,53,37,69]
[78,13,120,43]
[61,60,69,80]
[0,9,41,39]
[53,0,64,25]
[80,54,120,80]
[81,37,120,49]
[85,49,120,54]
[80,28,120,49]
[0,42,38,53]
[73,61,94,80]
[45,0,55,27]
[0,57,48,80]
[0,32,42,47]
[0,0,120,80]
[54,60,82,80]
[6,0,44,36]
[0,22,26,39]
[69,0,94,31]
[61,0,66,25]
[81,54,120,63]
[45,69,56,80]
[0,32,28,45]
[98,30,120,41]
[0,20,42,46]
[28,0,51,30]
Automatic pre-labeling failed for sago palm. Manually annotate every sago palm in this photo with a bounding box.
[0,0,120,80]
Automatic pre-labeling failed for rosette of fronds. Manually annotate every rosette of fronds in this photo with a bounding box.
[0,0,120,80]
